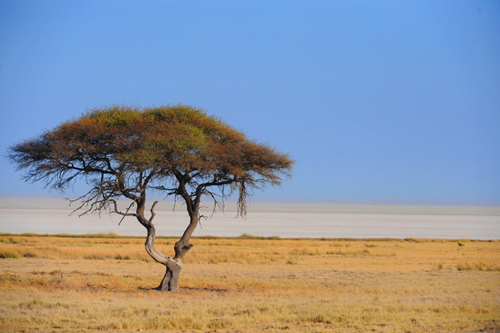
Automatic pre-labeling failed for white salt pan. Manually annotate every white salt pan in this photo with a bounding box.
[0,198,499,240]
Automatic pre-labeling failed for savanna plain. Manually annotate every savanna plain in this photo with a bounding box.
[0,234,499,333]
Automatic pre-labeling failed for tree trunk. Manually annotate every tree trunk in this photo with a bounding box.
[142,220,184,291]
[138,195,199,291]
[156,211,198,291]
[158,264,182,291]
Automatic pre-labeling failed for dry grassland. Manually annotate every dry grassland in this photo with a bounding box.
[0,233,499,333]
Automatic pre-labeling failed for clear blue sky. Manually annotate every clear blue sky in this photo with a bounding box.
[1,0,499,203]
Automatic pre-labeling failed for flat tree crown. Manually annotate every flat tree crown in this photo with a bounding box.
[9,105,293,208]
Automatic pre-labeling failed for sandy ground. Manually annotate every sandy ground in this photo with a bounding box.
[0,198,499,239]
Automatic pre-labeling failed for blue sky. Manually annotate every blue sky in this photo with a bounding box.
[1,0,499,203]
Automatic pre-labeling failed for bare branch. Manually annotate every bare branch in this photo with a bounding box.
[107,199,138,225]
[198,214,208,229]
[149,200,159,223]
[117,200,136,225]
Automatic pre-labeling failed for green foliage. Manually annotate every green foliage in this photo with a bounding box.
[83,105,143,126]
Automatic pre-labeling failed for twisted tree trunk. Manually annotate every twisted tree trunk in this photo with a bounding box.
[157,210,198,291]
[141,223,179,291]
[136,197,198,291]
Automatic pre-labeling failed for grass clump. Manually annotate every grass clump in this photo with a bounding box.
[238,233,281,240]
[457,262,500,272]
[83,254,107,260]
[0,249,19,259]
[114,254,131,260]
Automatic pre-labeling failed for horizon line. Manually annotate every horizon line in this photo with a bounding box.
[1,192,499,207]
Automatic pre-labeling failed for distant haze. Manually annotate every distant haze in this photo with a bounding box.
[1,198,499,240]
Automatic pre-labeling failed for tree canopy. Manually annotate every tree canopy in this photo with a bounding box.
[10,105,292,212]
[8,104,294,290]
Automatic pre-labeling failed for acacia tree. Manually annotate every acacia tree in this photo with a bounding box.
[8,105,293,291]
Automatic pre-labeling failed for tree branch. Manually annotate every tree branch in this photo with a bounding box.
[107,199,138,225]
[149,200,159,223]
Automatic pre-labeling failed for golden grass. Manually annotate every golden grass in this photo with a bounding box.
[0,234,499,332]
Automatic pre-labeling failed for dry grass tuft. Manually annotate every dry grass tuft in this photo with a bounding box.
[456,262,500,272]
